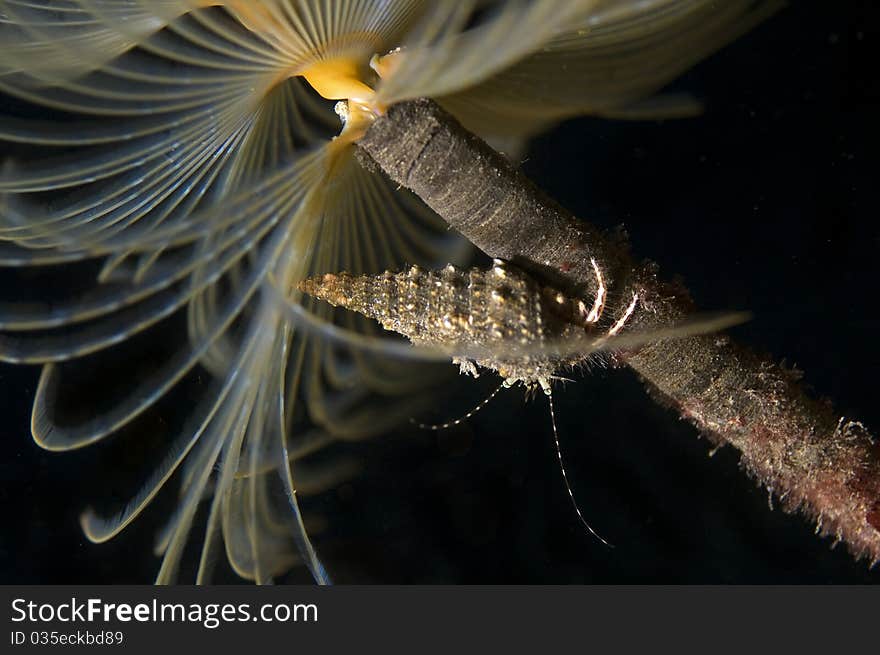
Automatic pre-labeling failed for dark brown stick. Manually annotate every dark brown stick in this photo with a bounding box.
[356,98,880,564]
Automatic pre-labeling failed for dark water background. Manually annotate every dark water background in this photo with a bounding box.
[1,1,878,583]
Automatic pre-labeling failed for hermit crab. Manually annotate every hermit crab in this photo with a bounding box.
[0,1,795,583]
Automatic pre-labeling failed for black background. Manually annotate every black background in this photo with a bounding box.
[2,1,879,584]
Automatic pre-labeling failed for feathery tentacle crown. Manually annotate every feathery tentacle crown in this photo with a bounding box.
[0,1,779,583]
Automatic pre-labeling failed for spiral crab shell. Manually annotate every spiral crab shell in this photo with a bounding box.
[298,259,599,391]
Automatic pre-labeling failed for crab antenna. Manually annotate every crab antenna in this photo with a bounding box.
[413,382,505,431]
[547,389,613,548]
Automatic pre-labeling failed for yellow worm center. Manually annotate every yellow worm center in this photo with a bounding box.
[201,3,408,155]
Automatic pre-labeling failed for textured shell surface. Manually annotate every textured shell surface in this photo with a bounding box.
[298,259,593,388]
